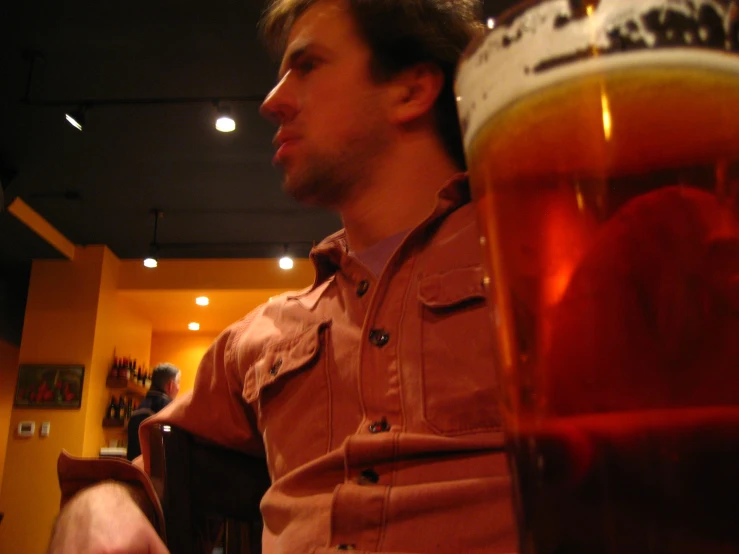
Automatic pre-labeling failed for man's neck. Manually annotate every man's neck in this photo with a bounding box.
[339,136,461,253]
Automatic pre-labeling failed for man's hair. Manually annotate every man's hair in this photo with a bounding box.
[260,0,484,169]
[151,362,180,392]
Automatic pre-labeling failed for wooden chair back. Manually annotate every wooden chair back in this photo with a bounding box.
[148,423,270,554]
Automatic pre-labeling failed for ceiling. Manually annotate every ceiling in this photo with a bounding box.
[0,0,344,267]
[0,0,512,340]
[121,289,295,334]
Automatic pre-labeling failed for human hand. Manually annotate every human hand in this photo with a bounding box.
[47,481,169,554]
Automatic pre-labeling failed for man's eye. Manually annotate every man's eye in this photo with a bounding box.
[296,59,317,74]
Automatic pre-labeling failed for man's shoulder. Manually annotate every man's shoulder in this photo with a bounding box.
[220,280,334,363]
[418,201,482,270]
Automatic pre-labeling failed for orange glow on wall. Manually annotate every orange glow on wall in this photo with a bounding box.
[150,332,218,395]
[0,246,109,553]
[95,292,153,453]
[0,251,313,552]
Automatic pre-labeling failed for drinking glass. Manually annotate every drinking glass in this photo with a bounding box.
[456,1,739,552]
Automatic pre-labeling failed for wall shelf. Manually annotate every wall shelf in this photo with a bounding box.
[102,417,124,428]
[105,376,148,397]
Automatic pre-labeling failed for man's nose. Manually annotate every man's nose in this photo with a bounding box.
[259,76,295,125]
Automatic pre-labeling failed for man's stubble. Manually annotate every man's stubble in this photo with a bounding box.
[281,96,392,209]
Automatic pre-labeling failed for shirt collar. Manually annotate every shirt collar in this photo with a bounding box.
[308,172,470,287]
[146,389,170,401]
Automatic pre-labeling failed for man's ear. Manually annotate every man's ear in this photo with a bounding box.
[387,63,444,125]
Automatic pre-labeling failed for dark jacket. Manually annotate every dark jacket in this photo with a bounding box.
[126,389,172,460]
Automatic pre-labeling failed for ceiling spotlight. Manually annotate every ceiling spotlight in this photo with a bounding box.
[195,296,209,306]
[143,209,163,268]
[279,256,294,270]
[215,104,236,133]
[65,107,86,131]
[278,244,293,270]
[188,322,200,331]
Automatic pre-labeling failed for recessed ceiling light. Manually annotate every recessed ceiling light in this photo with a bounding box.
[195,296,209,306]
[279,256,294,270]
[188,322,200,331]
[216,116,236,133]
[215,105,236,133]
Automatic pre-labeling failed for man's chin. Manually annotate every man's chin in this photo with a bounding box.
[281,174,338,208]
[281,173,315,203]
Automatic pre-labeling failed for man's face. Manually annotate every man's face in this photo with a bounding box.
[167,373,181,399]
[260,0,394,207]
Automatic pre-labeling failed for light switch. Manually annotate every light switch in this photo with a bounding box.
[40,421,51,437]
[17,421,35,437]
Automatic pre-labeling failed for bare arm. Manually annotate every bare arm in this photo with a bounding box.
[47,481,169,554]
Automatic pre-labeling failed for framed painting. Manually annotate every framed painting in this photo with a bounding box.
[13,364,85,409]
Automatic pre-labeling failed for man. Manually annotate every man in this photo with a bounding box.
[47,1,516,552]
[126,363,181,461]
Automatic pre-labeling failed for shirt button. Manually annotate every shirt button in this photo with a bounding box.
[356,280,370,297]
[368,417,390,433]
[358,468,380,485]
[270,358,282,376]
[368,329,390,347]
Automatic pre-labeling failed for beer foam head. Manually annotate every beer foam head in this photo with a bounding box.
[455,0,739,150]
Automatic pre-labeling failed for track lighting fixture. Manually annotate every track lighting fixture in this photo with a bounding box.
[65,106,86,131]
[215,103,236,133]
[278,244,294,270]
[21,59,264,132]
[46,97,263,133]
[143,209,163,268]
[143,249,158,268]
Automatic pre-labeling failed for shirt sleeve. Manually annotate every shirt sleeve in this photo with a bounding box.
[139,317,266,475]
[56,450,167,541]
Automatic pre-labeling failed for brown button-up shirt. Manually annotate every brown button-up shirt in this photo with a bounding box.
[59,175,516,553]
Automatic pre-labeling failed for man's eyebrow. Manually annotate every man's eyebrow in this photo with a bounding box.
[278,44,310,79]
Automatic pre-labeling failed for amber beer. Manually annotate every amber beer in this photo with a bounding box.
[456,0,739,552]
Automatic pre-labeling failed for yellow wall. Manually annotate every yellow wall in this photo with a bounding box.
[150,332,218,395]
[102,295,153,449]
[0,254,313,553]
[82,247,121,457]
[0,339,20,492]
[0,246,115,554]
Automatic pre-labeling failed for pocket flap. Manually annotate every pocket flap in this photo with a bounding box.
[418,265,486,309]
[244,321,329,403]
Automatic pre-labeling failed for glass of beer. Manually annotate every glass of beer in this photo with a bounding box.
[456,0,739,552]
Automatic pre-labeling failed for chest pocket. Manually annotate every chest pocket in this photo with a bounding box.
[243,321,331,479]
[418,266,501,435]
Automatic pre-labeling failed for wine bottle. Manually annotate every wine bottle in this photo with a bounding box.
[117,396,127,420]
[107,396,117,419]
